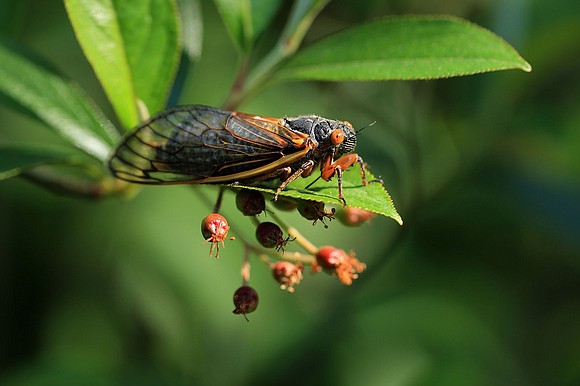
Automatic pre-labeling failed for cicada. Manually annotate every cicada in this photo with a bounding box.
[108,105,376,203]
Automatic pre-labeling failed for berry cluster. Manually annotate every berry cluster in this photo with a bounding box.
[200,188,375,320]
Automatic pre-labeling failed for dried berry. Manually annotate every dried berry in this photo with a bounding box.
[272,262,304,293]
[233,286,259,320]
[315,246,366,285]
[337,206,375,227]
[235,189,266,216]
[297,200,335,228]
[201,213,230,258]
[256,222,294,251]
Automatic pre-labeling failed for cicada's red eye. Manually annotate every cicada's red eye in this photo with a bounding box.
[331,129,344,145]
[343,120,353,128]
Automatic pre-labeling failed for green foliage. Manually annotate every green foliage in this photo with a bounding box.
[0,145,81,180]
[275,16,531,82]
[4,2,580,386]
[0,1,530,221]
[178,0,203,60]
[213,0,282,52]
[0,44,116,161]
[64,0,181,129]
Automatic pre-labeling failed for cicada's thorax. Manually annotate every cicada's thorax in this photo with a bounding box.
[283,115,358,163]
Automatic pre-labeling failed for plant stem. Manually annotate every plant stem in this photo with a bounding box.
[286,226,318,255]
[241,246,251,286]
[223,55,251,111]
[213,187,225,213]
[222,0,330,110]
[23,165,135,199]
[277,250,316,265]
[270,211,318,255]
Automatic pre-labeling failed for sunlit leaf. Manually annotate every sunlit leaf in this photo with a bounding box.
[0,44,117,161]
[65,0,181,128]
[178,0,203,61]
[275,15,532,82]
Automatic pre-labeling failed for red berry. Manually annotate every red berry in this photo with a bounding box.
[315,246,366,285]
[315,246,346,270]
[297,200,335,228]
[337,206,375,227]
[233,286,259,320]
[256,222,293,251]
[201,213,230,258]
[236,189,265,216]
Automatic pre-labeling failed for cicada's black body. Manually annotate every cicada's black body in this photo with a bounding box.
[108,105,367,201]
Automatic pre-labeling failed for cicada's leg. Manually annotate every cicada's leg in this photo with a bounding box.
[335,167,347,206]
[354,155,383,186]
[319,154,354,205]
[321,154,358,181]
[321,154,383,205]
[273,160,315,201]
[355,156,368,185]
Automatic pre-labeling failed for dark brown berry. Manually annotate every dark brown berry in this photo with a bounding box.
[256,222,282,248]
[233,286,259,320]
[201,213,230,258]
[236,189,265,216]
[297,200,335,228]
[256,222,293,251]
[337,206,375,227]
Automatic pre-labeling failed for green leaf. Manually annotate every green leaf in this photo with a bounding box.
[274,15,532,82]
[0,145,80,180]
[64,0,181,129]
[213,0,281,51]
[233,167,403,225]
[114,0,181,116]
[178,0,203,61]
[0,43,117,161]
[250,0,282,42]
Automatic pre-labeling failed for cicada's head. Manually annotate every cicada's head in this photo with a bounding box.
[334,121,357,157]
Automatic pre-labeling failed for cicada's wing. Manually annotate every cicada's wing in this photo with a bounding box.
[108,105,311,184]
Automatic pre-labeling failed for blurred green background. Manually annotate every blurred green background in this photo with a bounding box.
[1,0,580,385]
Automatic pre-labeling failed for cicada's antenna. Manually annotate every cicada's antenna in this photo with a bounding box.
[356,121,376,136]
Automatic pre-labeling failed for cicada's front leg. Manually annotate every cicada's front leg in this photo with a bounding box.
[321,154,380,205]
[273,160,315,201]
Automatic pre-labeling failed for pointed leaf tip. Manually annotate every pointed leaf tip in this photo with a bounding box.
[276,15,533,82]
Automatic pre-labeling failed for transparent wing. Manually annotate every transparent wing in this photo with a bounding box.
[108,105,310,184]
